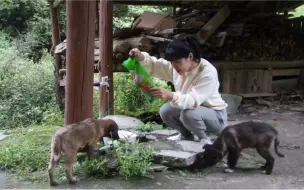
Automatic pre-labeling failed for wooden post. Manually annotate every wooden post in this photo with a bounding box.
[99,0,114,118]
[95,0,99,37]
[50,0,64,111]
[65,0,96,125]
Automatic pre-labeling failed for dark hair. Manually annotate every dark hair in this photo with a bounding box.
[164,35,201,62]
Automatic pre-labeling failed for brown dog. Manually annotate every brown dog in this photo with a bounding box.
[200,121,284,175]
[47,118,120,186]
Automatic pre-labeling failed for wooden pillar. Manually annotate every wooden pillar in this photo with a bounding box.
[65,0,96,125]
[99,0,114,118]
[95,0,99,37]
[50,0,64,111]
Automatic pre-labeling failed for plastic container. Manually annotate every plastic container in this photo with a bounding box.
[122,56,157,103]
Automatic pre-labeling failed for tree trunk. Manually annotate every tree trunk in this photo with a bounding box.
[65,0,96,125]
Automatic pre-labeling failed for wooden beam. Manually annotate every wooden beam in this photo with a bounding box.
[272,69,300,77]
[50,0,64,111]
[99,0,114,118]
[196,4,231,44]
[65,0,96,125]
[238,93,277,98]
[113,0,180,6]
[220,61,304,70]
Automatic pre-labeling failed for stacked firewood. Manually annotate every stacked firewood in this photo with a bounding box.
[109,9,304,65]
[201,16,304,61]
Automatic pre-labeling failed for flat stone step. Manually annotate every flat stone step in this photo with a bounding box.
[102,115,143,130]
[153,150,197,168]
[147,139,206,168]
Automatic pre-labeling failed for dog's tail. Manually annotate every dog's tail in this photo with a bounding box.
[50,136,62,160]
[274,136,284,157]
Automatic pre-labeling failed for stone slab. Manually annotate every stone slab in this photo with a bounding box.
[147,139,207,168]
[154,150,197,168]
[0,131,9,141]
[150,129,178,137]
[149,164,168,172]
[102,115,143,130]
[175,140,204,153]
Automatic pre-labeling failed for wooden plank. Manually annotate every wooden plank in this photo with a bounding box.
[246,70,257,93]
[238,93,277,98]
[225,69,272,94]
[219,66,230,93]
[196,4,231,44]
[272,69,300,77]
[220,61,304,70]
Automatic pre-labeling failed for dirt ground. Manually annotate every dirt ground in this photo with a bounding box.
[2,106,304,189]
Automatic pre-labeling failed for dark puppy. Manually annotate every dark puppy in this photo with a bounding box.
[47,118,120,186]
[201,121,284,175]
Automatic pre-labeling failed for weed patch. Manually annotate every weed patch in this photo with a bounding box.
[0,125,155,182]
[136,122,164,132]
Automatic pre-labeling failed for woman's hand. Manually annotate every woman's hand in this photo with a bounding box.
[149,87,173,100]
[129,48,145,61]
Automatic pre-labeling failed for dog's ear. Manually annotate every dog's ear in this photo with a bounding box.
[203,144,222,157]
[107,120,120,140]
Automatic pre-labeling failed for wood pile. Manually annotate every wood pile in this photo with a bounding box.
[55,4,304,70]
[110,9,304,65]
[202,16,304,61]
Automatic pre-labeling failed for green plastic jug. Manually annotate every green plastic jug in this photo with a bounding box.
[122,56,157,103]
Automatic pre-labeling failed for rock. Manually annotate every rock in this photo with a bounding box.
[107,154,118,169]
[153,150,197,168]
[256,98,272,107]
[0,131,9,141]
[136,133,149,143]
[167,134,180,141]
[117,130,137,142]
[175,140,204,153]
[150,129,178,137]
[136,134,157,142]
[149,164,168,172]
[223,168,234,173]
[146,134,157,141]
[102,115,144,130]
[148,139,207,168]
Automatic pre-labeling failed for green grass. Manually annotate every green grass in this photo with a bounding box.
[0,125,155,183]
[136,122,164,132]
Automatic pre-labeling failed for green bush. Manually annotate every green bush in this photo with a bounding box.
[0,32,59,129]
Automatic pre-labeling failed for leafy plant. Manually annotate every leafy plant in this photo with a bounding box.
[111,140,155,178]
[74,157,109,178]
[136,122,163,132]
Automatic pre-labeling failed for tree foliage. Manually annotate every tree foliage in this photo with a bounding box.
[0,0,171,62]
